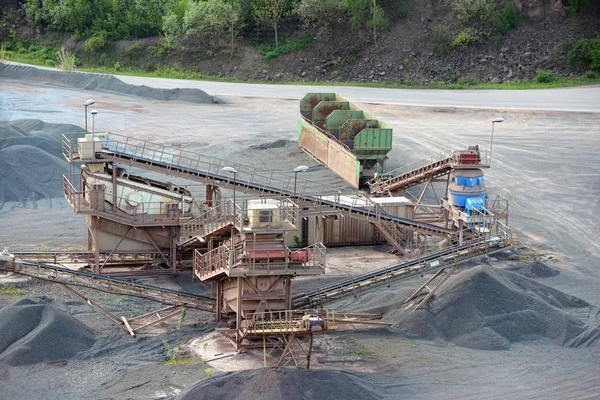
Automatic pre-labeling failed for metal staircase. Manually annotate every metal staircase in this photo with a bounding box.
[179,201,242,247]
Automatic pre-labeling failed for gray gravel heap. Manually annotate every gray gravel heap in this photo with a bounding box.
[1,63,214,103]
[347,266,600,350]
[0,119,79,208]
[175,367,383,400]
[0,297,96,366]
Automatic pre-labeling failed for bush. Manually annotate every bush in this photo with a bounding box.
[498,1,518,34]
[568,36,600,71]
[84,33,107,52]
[260,33,314,61]
[56,46,76,72]
[296,0,348,37]
[533,69,555,83]
[564,0,590,14]
[452,28,483,50]
[584,70,598,79]
[452,0,497,28]
[431,24,451,55]
[183,0,236,38]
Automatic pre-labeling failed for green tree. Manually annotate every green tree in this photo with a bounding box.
[344,0,369,31]
[367,0,388,48]
[183,0,235,38]
[295,0,348,38]
[228,0,242,57]
[252,0,287,51]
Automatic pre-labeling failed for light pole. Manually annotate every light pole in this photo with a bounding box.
[222,167,238,262]
[83,99,95,135]
[222,166,238,216]
[490,117,504,167]
[91,109,98,160]
[293,165,309,197]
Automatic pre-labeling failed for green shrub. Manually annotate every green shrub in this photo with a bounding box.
[498,1,518,34]
[568,36,600,71]
[431,24,451,55]
[564,0,590,14]
[452,0,497,28]
[260,33,314,61]
[533,69,555,83]
[584,70,598,79]
[56,46,76,71]
[452,28,483,50]
[85,33,107,52]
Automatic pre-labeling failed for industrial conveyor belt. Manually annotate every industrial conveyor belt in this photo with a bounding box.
[291,232,511,309]
[82,134,452,237]
[1,260,214,311]
[369,156,455,195]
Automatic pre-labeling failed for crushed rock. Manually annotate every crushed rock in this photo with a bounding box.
[0,297,96,366]
[1,63,213,104]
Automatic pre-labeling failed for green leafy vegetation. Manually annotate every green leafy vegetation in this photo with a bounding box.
[259,33,314,60]
[431,24,452,56]
[498,1,518,34]
[533,69,556,83]
[1,284,23,297]
[23,0,167,40]
[56,46,76,71]
[568,35,600,71]
[452,28,484,50]
[295,0,348,38]
[452,0,497,29]
[564,0,590,14]
[253,0,289,51]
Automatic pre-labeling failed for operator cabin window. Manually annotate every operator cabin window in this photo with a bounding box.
[259,210,273,223]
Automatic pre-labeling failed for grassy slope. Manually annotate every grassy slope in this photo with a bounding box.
[2,47,599,90]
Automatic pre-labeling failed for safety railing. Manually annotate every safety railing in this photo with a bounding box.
[194,242,326,280]
[63,174,190,225]
[62,131,334,196]
[242,309,335,335]
[369,147,491,194]
[61,132,453,237]
[180,200,242,242]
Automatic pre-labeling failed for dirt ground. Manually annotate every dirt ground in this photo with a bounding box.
[1,74,599,399]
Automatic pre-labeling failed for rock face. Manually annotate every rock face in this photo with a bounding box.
[513,0,566,19]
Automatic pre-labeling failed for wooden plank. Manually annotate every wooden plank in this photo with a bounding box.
[121,316,136,336]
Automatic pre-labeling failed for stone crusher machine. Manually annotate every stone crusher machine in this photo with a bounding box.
[297,93,393,188]
[192,198,328,353]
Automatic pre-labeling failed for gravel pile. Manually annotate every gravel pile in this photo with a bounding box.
[344,266,600,350]
[0,119,79,209]
[175,368,383,400]
[1,64,213,103]
[0,297,96,366]
[509,260,560,278]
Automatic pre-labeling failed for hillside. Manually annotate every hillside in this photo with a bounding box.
[1,0,599,85]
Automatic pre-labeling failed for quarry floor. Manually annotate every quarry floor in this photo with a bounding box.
[0,71,599,399]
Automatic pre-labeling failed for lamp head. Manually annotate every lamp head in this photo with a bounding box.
[492,117,504,123]
[91,109,98,115]
[294,165,309,173]
[222,167,238,174]
[84,99,95,106]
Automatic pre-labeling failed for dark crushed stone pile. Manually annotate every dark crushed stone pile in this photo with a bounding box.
[343,266,600,350]
[0,119,79,208]
[175,367,383,400]
[509,260,560,278]
[1,63,213,103]
[0,297,96,366]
